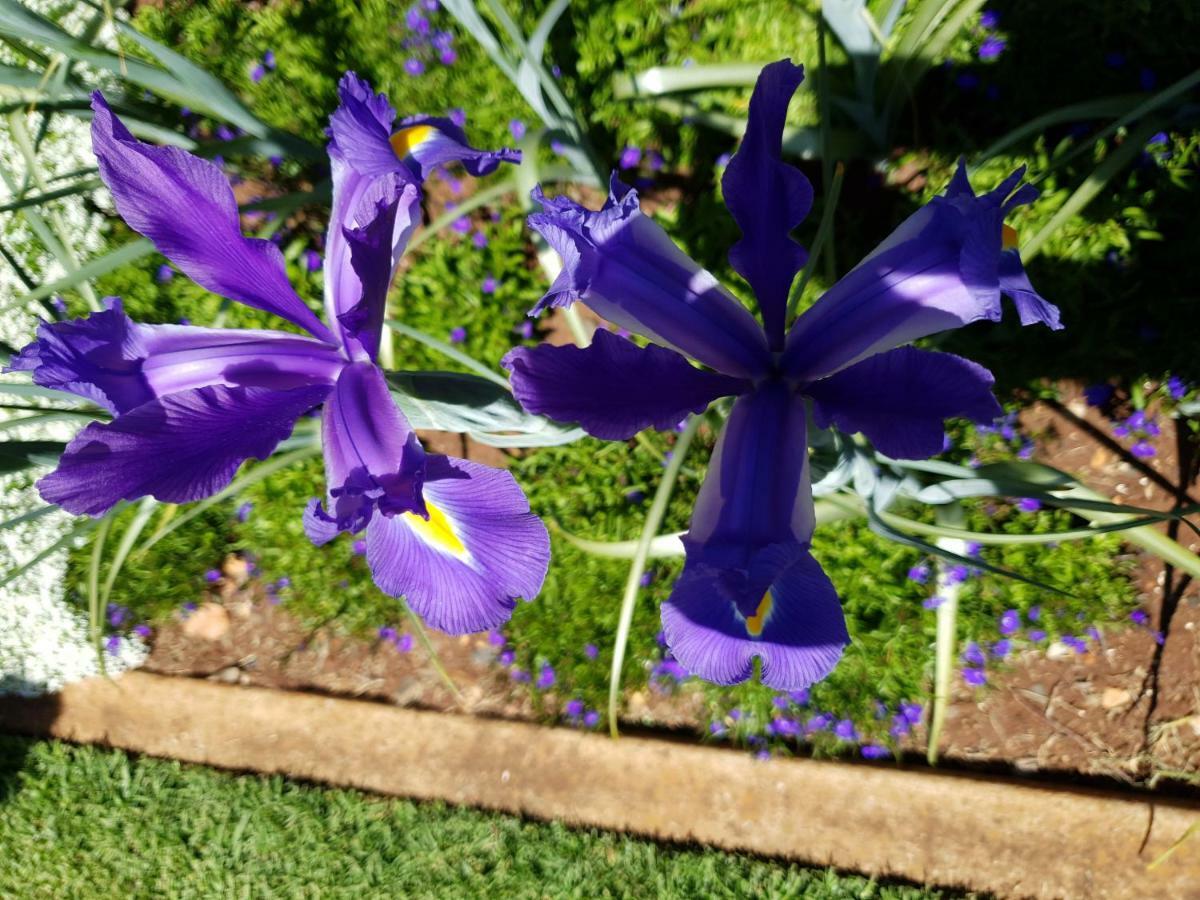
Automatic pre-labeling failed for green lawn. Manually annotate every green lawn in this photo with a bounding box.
[0,736,963,899]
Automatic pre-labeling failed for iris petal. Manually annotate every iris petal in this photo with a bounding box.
[90,94,333,342]
[307,361,426,539]
[722,59,813,350]
[806,346,1003,459]
[7,298,344,415]
[662,548,848,690]
[38,384,328,517]
[364,456,550,634]
[502,329,747,440]
[782,161,1059,381]
[527,176,771,378]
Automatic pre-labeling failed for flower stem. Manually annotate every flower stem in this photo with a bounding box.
[401,598,464,708]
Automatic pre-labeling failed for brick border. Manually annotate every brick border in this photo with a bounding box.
[1,671,1197,898]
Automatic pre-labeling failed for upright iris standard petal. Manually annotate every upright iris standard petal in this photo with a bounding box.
[90,95,333,343]
[334,174,421,359]
[39,384,329,517]
[662,549,848,690]
[502,329,747,440]
[8,298,345,414]
[527,178,771,378]
[364,456,550,635]
[782,162,1060,382]
[805,346,1003,459]
[721,59,812,350]
[306,361,426,539]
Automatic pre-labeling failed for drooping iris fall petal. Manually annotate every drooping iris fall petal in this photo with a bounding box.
[502,329,746,441]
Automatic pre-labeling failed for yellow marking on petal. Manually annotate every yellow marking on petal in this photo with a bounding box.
[390,125,435,160]
[1001,224,1020,251]
[745,590,773,638]
[403,500,467,558]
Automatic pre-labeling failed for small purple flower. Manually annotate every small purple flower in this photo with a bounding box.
[440,49,458,66]
[498,649,516,666]
[962,668,987,687]
[351,539,367,556]
[269,154,282,168]
[263,50,276,70]
[397,633,414,652]
[583,710,600,727]
[922,595,946,610]
[728,708,743,721]
[625,489,646,505]
[50,296,68,315]
[999,609,1020,636]
[215,125,237,142]
[236,501,253,522]
[900,702,923,726]
[487,630,506,646]
[619,146,642,169]
[1086,626,1102,642]
[509,119,527,141]
[1027,629,1047,642]
[471,231,488,249]
[516,320,535,340]
[584,643,599,659]
[1017,497,1042,513]
[945,564,970,585]
[405,58,425,77]
[772,695,789,710]
[861,744,891,759]
[106,603,129,627]
[1167,376,1188,400]
[378,625,398,642]
[1130,609,1148,626]
[991,639,1011,658]
[833,719,858,741]
[482,275,497,294]
[790,688,810,705]
[978,36,1006,60]
[647,151,664,172]
[1131,441,1156,458]
[204,569,221,583]
[133,623,152,639]
[979,8,999,28]
[708,721,727,736]
[452,216,471,234]
[1154,631,1165,646]
[536,665,556,689]
[565,698,584,718]
[183,601,198,613]
[639,569,654,587]
[105,635,121,656]
[1017,441,1035,460]
[449,326,467,344]
[962,642,986,666]
[304,249,323,272]
[510,668,531,683]
[156,264,173,283]
[772,717,801,737]
[250,63,266,84]
[907,564,931,584]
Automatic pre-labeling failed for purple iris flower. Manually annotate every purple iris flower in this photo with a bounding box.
[8,75,547,637]
[504,61,1058,690]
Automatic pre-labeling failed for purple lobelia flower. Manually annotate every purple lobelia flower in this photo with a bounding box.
[502,60,1059,690]
[9,74,547,637]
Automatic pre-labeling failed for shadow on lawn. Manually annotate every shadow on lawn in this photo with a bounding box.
[0,694,61,804]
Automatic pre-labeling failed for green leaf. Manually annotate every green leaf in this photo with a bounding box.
[384,369,584,447]
[0,439,65,473]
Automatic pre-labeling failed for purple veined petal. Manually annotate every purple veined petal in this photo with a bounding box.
[327,73,519,181]
[90,94,333,343]
[8,298,345,414]
[662,547,848,690]
[364,455,550,634]
[722,59,813,350]
[328,173,421,359]
[527,176,771,378]
[502,329,747,440]
[306,361,426,540]
[805,347,1003,459]
[687,381,815,569]
[782,161,1059,382]
[38,384,329,517]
